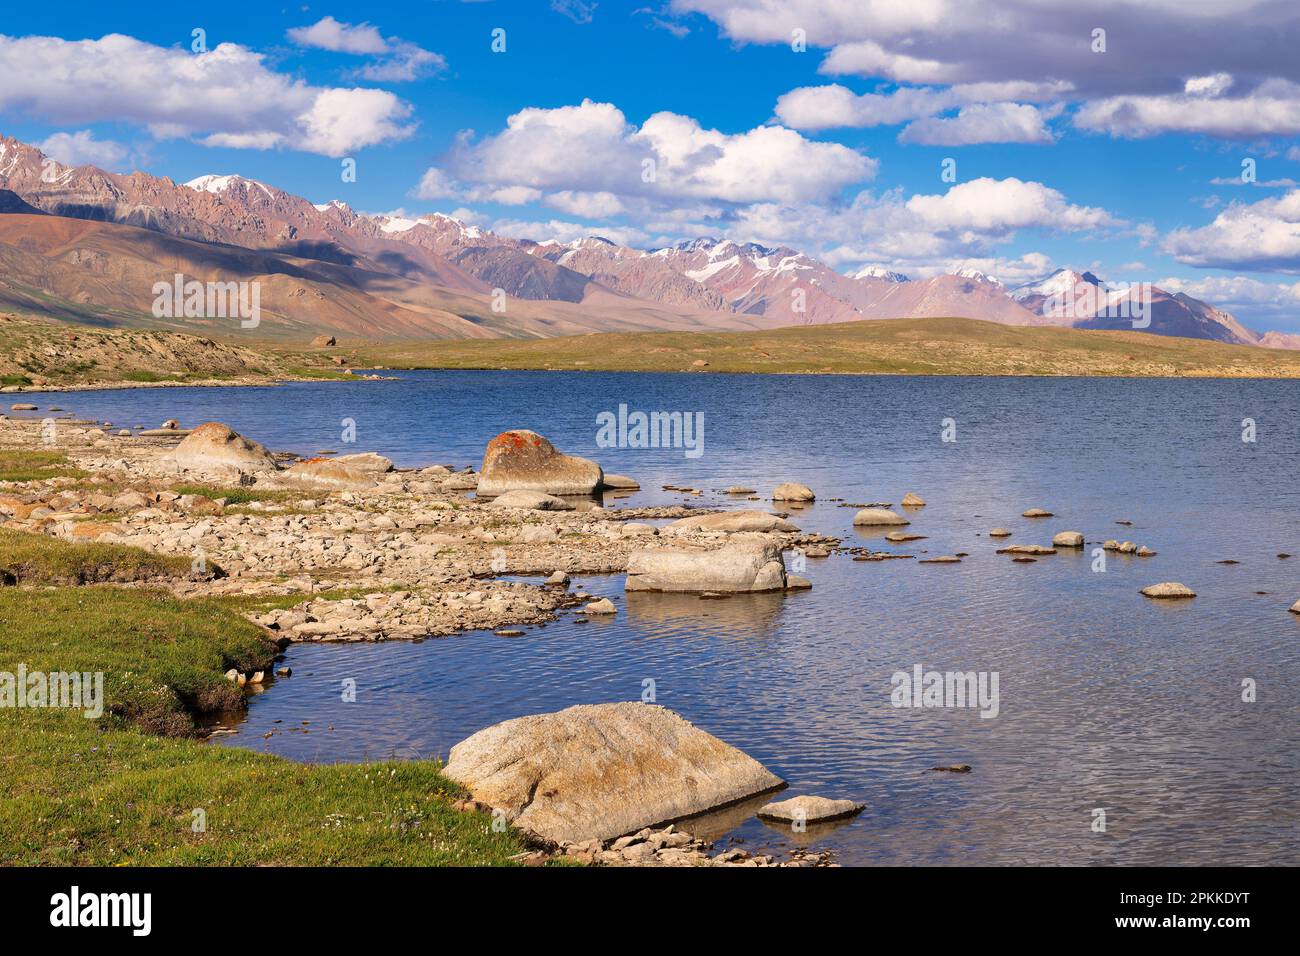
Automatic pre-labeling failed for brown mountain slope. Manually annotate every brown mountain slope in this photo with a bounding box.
[0,211,760,341]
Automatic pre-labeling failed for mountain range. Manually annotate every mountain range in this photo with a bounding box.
[0,133,1293,348]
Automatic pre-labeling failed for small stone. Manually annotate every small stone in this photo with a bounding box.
[545,571,570,586]
[784,575,812,589]
[1052,531,1084,547]
[852,508,908,526]
[585,598,616,614]
[900,492,926,507]
[757,795,864,823]
[275,667,292,677]
[929,764,972,774]
[1022,508,1053,518]
[495,629,525,637]
[1141,582,1196,599]
[988,528,1012,537]
[919,555,961,564]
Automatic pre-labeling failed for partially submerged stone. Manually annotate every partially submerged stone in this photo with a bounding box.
[441,702,784,845]
[585,598,616,614]
[988,528,1012,537]
[1052,531,1084,547]
[165,422,278,475]
[478,430,603,497]
[998,544,1057,555]
[757,795,864,824]
[1022,508,1053,518]
[625,540,787,593]
[852,508,909,526]
[772,482,815,502]
[666,510,798,534]
[1141,582,1196,599]
[601,474,640,490]
[900,492,926,507]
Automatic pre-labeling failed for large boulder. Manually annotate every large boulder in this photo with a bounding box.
[665,510,799,534]
[442,703,784,844]
[625,540,787,593]
[283,458,375,490]
[772,482,815,502]
[477,430,602,497]
[165,422,277,475]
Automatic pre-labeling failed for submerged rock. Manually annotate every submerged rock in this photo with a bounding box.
[625,540,787,593]
[441,702,784,845]
[758,795,864,823]
[1022,508,1053,518]
[900,492,926,507]
[477,430,603,497]
[601,474,640,490]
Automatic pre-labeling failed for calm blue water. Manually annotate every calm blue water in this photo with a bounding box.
[39,372,1300,865]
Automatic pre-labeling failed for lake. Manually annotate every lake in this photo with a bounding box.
[43,372,1300,865]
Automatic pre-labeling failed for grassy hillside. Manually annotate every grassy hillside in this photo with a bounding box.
[348,316,1300,378]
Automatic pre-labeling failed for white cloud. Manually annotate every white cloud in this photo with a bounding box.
[820,40,959,84]
[905,177,1116,233]
[1184,72,1234,97]
[1162,190,1300,271]
[287,16,388,55]
[448,99,874,205]
[899,103,1058,145]
[287,17,445,82]
[0,33,415,156]
[36,130,128,169]
[1076,79,1300,138]
[545,190,626,217]
[491,218,648,247]
[414,167,461,200]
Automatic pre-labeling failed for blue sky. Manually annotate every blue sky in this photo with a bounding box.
[3,1,1300,330]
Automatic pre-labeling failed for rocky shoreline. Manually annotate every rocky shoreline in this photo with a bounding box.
[0,409,845,865]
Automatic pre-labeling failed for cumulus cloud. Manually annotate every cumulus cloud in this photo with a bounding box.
[414,167,461,200]
[36,130,129,169]
[680,1,1300,138]
[287,16,388,54]
[1076,79,1300,138]
[545,190,626,218]
[446,99,874,205]
[0,33,415,156]
[899,103,1058,145]
[1162,190,1300,271]
[287,17,445,82]
[724,178,1118,276]
[775,81,1070,132]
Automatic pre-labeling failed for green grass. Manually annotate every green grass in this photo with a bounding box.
[350,316,1300,378]
[0,586,530,865]
[117,370,177,383]
[0,374,31,387]
[282,365,355,381]
[172,484,296,505]
[0,450,87,483]
[0,527,193,586]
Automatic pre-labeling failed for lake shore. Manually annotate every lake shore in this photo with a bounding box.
[0,411,835,866]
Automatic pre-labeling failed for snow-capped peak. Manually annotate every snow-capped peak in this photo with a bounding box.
[952,267,1004,286]
[1010,268,1107,301]
[313,199,352,213]
[853,265,910,282]
[185,174,274,198]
